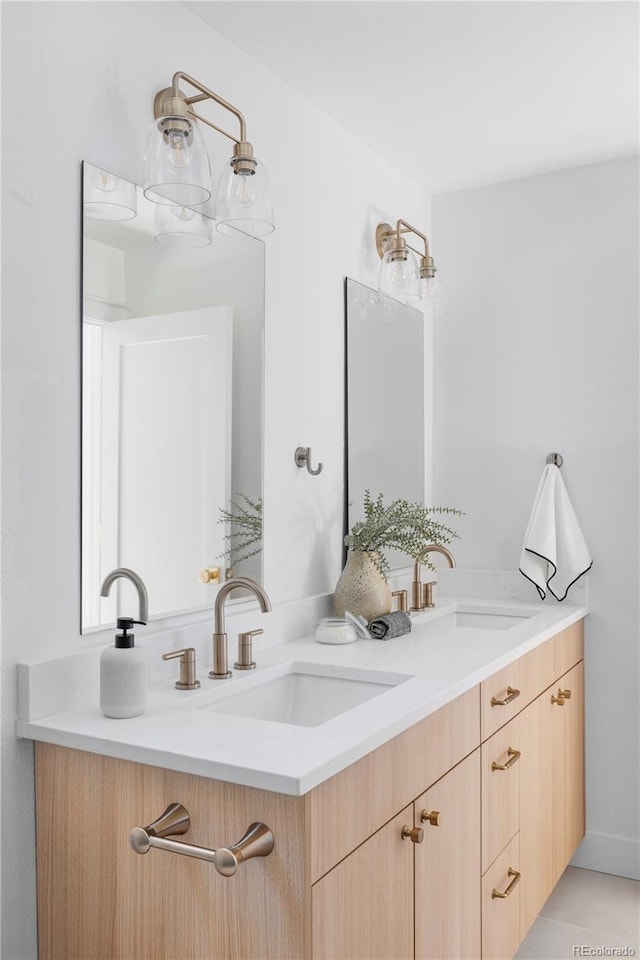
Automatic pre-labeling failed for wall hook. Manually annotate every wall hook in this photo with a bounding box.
[546,452,563,468]
[294,446,323,476]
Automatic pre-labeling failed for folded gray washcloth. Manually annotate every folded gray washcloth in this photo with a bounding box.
[368,611,412,640]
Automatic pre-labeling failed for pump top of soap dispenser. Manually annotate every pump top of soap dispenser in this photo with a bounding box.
[115,617,145,648]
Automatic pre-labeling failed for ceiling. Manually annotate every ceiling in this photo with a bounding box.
[184,1,639,194]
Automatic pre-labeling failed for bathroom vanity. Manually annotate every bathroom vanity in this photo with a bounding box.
[21,600,585,960]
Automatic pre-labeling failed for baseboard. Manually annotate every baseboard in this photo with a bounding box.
[571,830,640,880]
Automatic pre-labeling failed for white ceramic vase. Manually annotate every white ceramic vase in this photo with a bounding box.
[334,550,392,621]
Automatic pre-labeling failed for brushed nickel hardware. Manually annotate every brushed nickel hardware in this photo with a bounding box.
[420,810,440,827]
[375,220,437,281]
[199,566,221,584]
[144,72,275,237]
[401,825,424,844]
[294,446,323,476]
[546,452,564,468]
[234,628,262,670]
[491,747,522,772]
[422,580,437,608]
[551,689,567,705]
[129,803,274,877]
[210,577,271,679]
[410,561,425,612]
[411,546,456,612]
[392,589,408,613]
[100,567,148,624]
[491,686,521,707]
[491,867,521,899]
[162,647,200,690]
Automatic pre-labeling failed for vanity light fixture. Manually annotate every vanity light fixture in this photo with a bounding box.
[375,220,437,305]
[143,71,274,237]
[84,167,137,222]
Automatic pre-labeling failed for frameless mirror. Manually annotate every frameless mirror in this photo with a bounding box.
[345,278,426,570]
[81,163,264,632]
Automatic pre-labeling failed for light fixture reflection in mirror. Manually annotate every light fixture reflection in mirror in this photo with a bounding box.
[84,167,137,222]
[154,203,212,247]
[345,278,426,572]
[81,162,264,633]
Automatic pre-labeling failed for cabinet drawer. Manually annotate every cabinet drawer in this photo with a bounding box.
[482,717,522,873]
[482,833,522,960]
[307,685,479,882]
[481,619,584,740]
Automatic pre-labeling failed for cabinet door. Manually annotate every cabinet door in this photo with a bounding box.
[414,750,481,960]
[312,806,414,960]
[519,661,585,940]
[482,833,521,960]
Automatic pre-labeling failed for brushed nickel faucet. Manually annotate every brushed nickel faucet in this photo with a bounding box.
[100,567,148,623]
[410,545,456,612]
[210,577,271,679]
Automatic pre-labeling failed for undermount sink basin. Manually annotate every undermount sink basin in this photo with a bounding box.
[199,662,412,727]
[449,611,532,630]
[421,605,539,633]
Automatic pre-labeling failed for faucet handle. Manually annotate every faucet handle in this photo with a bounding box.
[162,647,201,690]
[422,581,437,609]
[234,629,262,671]
[392,589,408,613]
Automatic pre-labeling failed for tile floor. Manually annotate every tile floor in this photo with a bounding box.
[516,866,640,959]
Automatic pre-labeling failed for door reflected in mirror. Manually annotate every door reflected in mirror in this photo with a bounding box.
[345,278,426,571]
[82,163,264,632]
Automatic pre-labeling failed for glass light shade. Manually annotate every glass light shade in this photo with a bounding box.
[84,168,137,221]
[143,116,212,207]
[216,157,275,238]
[154,204,212,248]
[378,248,422,304]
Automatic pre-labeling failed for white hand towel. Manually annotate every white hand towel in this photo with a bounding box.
[519,463,592,601]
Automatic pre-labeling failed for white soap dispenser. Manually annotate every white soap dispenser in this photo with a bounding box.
[100,617,148,718]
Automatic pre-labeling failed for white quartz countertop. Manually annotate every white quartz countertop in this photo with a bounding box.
[17,596,587,796]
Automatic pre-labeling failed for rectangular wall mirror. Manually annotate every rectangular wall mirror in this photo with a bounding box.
[345,278,426,571]
[81,163,264,632]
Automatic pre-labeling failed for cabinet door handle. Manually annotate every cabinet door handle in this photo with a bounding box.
[491,747,521,772]
[401,825,424,844]
[561,688,572,699]
[491,686,521,707]
[491,868,521,899]
[551,689,566,706]
[130,803,274,877]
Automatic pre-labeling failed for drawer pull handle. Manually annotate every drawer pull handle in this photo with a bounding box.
[551,688,567,706]
[492,867,521,899]
[491,748,521,772]
[129,803,274,878]
[420,810,440,826]
[491,686,521,707]
[401,825,424,844]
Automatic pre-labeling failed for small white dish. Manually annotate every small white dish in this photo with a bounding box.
[314,617,357,645]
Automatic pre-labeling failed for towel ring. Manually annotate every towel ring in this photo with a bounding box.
[546,453,563,468]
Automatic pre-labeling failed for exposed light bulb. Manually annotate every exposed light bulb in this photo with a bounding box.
[171,205,197,223]
[164,126,192,171]
[89,168,118,194]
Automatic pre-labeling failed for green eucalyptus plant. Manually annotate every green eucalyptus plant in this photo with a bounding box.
[217,494,263,568]
[344,490,462,577]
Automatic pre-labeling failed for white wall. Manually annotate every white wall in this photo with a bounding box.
[1,2,428,956]
[432,155,640,879]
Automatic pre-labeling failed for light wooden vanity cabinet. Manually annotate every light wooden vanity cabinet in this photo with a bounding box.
[480,620,585,958]
[34,620,584,960]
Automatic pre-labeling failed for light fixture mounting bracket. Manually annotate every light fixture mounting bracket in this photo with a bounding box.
[375,222,394,259]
